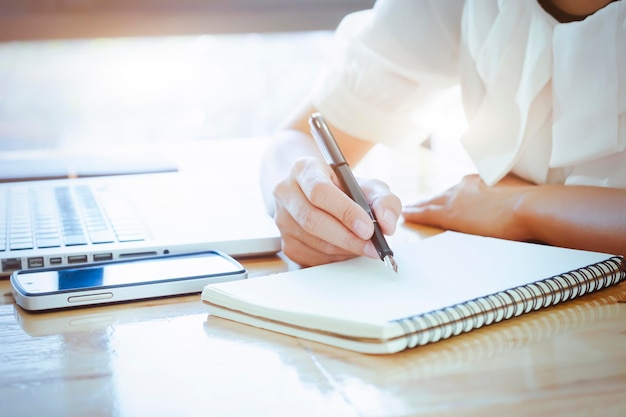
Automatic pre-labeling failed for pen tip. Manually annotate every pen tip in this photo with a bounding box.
[384,255,398,273]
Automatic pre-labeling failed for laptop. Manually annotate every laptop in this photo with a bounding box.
[0,142,282,276]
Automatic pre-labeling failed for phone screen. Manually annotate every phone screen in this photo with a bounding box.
[14,253,242,295]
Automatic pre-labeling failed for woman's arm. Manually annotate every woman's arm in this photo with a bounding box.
[403,174,626,256]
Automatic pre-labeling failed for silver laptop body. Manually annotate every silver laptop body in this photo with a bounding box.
[0,171,281,276]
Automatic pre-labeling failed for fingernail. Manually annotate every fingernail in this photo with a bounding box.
[354,219,372,239]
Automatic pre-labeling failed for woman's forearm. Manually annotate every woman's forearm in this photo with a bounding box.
[517,184,626,256]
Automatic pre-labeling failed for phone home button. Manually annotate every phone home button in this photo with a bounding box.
[67,293,114,303]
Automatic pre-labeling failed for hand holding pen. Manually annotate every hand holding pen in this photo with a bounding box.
[309,112,399,272]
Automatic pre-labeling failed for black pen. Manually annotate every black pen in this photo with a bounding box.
[309,112,398,273]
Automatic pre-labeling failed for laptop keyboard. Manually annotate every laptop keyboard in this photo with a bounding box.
[1,184,146,252]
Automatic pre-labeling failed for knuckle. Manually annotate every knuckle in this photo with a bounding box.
[296,206,322,235]
[339,206,362,231]
[306,180,332,207]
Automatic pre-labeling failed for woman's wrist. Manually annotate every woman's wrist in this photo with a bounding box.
[510,184,547,244]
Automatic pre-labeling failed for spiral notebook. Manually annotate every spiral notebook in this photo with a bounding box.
[201,231,625,354]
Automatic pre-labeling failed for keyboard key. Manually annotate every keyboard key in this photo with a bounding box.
[89,231,116,244]
[117,233,146,242]
[9,231,32,239]
[10,240,34,250]
[37,237,62,248]
[64,234,88,246]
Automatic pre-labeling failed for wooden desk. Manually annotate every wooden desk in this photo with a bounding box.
[1,140,625,416]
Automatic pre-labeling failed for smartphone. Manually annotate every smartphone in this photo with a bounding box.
[10,251,247,312]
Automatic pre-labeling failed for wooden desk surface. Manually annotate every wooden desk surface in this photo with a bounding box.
[1,140,625,416]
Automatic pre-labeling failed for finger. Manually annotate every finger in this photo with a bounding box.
[295,158,375,240]
[274,171,372,257]
[361,179,402,235]
[402,203,448,229]
[281,232,360,267]
[275,202,360,266]
[276,202,354,256]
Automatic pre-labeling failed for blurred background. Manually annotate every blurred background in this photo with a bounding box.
[0,0,374,152]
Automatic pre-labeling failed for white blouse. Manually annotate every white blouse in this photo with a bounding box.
[311,0,626,188]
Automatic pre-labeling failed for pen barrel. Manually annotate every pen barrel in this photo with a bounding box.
[333,164,369,208]
[333,164,393,259]
[370,219,393,258]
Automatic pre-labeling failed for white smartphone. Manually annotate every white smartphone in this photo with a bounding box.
[10,251,247,312]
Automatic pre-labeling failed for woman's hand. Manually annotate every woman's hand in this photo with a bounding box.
[403,173,626,256]
[402,174,533,241]
[271,156,402,267]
